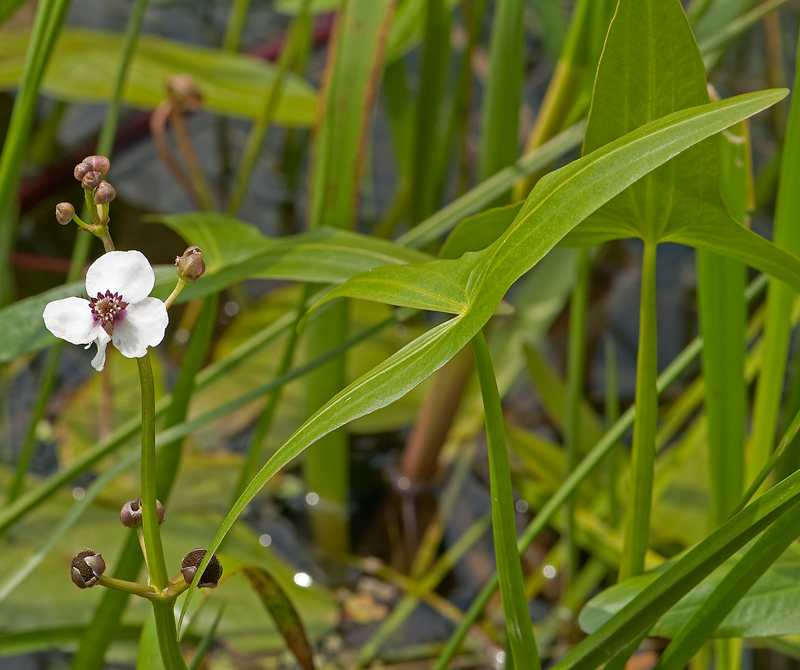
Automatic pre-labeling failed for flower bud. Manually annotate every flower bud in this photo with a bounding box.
[81,171,103,190]
[83,155,110,175]
[94,181,117,205]
[56,202,75,225]
[74,161,92,181]
[174,246,205,282]
[181,548,222,589]
[71,548,106,589]
[120,498,165,528]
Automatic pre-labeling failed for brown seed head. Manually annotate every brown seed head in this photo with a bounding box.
[181,548,223,589]
[71,549,106,589]
[120,498,165,528]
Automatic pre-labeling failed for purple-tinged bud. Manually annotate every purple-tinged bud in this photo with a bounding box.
[74,161,92,181]
[94,181,117,205]
[81,171,103,191]
[181,548,222,589]
[71,549,106,589]
[174,246,205,282]
[120,498,165,528]
[82,155,110,175]
[56,202,75,225]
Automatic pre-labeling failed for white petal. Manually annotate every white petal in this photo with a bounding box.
[90,332,112,372]
[112,298,168,359]
[85,250,155,304]
[43,298,99,345]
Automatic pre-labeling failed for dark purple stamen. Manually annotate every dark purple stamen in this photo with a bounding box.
[89,290,128,336]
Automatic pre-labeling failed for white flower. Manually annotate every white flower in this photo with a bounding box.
[43,250,168,371]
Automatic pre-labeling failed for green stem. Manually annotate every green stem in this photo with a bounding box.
[96,575,158,598]
[619,241,659,581]
[137,352,170,591]
[0,0,71,305]
[151,598,188,670]
[226,0,312,215]
[564,247,590,582]
[471,331,541,670]
[222,0,251,52]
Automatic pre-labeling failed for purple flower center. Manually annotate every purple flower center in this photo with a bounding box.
[89,290,128,336]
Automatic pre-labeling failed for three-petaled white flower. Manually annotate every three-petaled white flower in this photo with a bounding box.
[43,250,168,371]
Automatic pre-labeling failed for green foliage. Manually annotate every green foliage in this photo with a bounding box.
[5,0,800,667]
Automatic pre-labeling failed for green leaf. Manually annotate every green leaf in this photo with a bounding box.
[655,504,800,669]
[0,29,317,124]
[472,332,541,670]
[315,91,787,316]
[181,89,789,624]
[551,467,800,670]
[438,203,522,259]
[580,542,800,641]
[572,0,730,245]
[242,565,316,670]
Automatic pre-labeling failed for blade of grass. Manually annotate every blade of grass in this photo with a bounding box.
[552,466,800,670]
[696,119,748,530]
[226,0,312,215]
[478,0,522,189]
[564,248,591,582]
[409,0,451,223]
[0,0,72,305]
[747,34,800,488]
[654,500,800,670]
[471,331,541,670]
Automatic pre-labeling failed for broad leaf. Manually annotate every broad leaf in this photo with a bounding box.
[580,543,800,640]
[0,30,317,124]
[181,89,789,622]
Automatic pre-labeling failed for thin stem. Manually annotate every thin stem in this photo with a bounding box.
[164,278,188,310]
[97,575,158,598]
[227,0,312,215]
[167,105,216,211]
[619,241,659,581]
[564,248,590,582]
[471,331,541,670]
[137,352,170,591]
[222,0,252,52]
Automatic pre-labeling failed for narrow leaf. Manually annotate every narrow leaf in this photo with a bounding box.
[243,565,315,670]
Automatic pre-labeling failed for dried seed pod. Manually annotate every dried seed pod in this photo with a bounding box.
[174,246,205,282]
[120,498,165,528]
[56,202,75,225]
[181,548,222,589]
[71,549,106,589]
[93,181,117,205]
